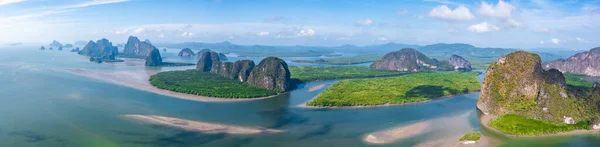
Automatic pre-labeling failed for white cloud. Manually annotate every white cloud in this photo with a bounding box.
[507,19,521,27]
[0,0,26,6]
[398,9,409,16]
[540,41,544,44]
[256,31,270,36]
[158,34,164,38]
[551,38,560,44]
[534,28,550,33]
[134,28,145,34]
[296,29,315,37]
[115,29,128,34]
[467,22,499,33]
[478,0,515,19]
[378,37,389,41]
[337,37,352,40]
[181,32,194,37]
[356,19,373,26]
[575,37,587,43]
[428,5,475,21]
[58,0,129,9]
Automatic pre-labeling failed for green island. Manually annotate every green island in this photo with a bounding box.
[306,72,481,107]
[289,66,408,82]
[149,70,277,98]
[459,132,481,141]
[292,54,383,65]
[490,114,590,136]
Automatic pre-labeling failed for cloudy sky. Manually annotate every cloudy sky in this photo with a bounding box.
[0,0,599,50]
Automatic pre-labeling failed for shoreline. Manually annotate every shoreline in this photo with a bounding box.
[65,68,282,102]
[478,111,600,138]
[297,91,480,109]
[122,114,282,134]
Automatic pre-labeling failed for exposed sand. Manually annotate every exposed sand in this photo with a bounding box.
[307,84,328,92]
[364,120,432,144]
[65,69,279,102]
[479,113,600,138]
[123,115,282,134]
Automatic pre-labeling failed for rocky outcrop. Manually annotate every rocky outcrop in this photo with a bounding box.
[197,49,227,60]
[231,60,255,82]
[123,36,157,58]
[145,48,163,66]
[477,51,590,123]
[448,54,472,70]
[78,39,119,60]
[178,48,195,57]
[196,51,221,72]
[49,40,63,48]
[247,57,292,92]
[219,53,228,60]
[370,48,444,72]
[40,46,45,50]
[543,47,600,76]
[64,44,73,48]
[58,47,63,51]
[70,47,80,52]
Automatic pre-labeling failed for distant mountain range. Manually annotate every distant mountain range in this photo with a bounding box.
[158,42,583,62]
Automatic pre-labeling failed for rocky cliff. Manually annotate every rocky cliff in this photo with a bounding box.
[543,47,600,76]
[49,40,63,48]
[247,57,292,92]
[197,49,227,60]
[178,48,195,57]
[70,47,80,52]
[370,48,444,72]
[77,39,118,60]
[123,36,157,58]
[231,60,255,82]
[477,51,594,123]
[448,54,472,70]
[145,48,163,66]
[196,51,222,72]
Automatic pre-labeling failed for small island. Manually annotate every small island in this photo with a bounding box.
[477,51,600,136]
[305,72,481,107]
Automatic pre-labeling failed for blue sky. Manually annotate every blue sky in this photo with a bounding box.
[0,0,599,50]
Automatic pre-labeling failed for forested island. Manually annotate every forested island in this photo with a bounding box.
[306,72,481,107]
[477,51,600,136]
[289,66,409,82]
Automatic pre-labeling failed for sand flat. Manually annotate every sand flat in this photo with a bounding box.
[65,69,278,102]
[307,84,328,92]
[123,115,282,134]
[364,120,432,144]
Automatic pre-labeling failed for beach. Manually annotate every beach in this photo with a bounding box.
[123,115,282,134]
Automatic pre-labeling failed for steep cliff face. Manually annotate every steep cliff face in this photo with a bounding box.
[543,47,600,76]
[231,60,255,82]
[145,48,163,66]
[477,51,590,123]
[123,36,156,58]
[197,49,227,60]
[448,54,472,70]
[370,48,442,72]
[178,48,195,57]
[196,51,221,72]
[77,39,118,60]
[247,57,292,92]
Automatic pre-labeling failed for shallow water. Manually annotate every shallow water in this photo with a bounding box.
[0,47,599,147]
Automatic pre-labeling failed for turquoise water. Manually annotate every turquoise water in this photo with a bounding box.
[0,47,598,147]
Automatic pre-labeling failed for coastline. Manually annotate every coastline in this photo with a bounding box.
[297,91,480,109]
[65,68,282,102]
[478,111,600,138]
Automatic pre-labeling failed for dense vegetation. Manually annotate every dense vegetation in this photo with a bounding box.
[289,66,408,82]
[565,73,595,89]
[149,70,277,98]
[489,114,590,136]
[158,62,196,67]
[292,54,383,65]
[306,72,481,106]
[459,132,481,141]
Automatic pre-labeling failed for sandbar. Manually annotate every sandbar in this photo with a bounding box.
[123,115,282,134]
[307,84,328,92]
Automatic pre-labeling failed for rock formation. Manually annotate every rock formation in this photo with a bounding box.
[247,57,292,92]
[145,48,163,66]
[77,39,118,60]
[477,51,593,124]
[178,48,195,57]
[49,40,63,48]
[70,47,80,52]
[39,46,45,50]
[123,36,156,58]
[58,47,63,51]
[448,54,472,70]
[231,60,255,82]
[543,47,600,76]
[197,49,227,60]
[370,48,444,72]
[218,53,228,60]
[64,44,73,48]
[196,51,221,72]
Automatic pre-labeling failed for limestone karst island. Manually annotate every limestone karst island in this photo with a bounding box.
[2,0,600,146]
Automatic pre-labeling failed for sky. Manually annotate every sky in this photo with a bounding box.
[0,0,599,50]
